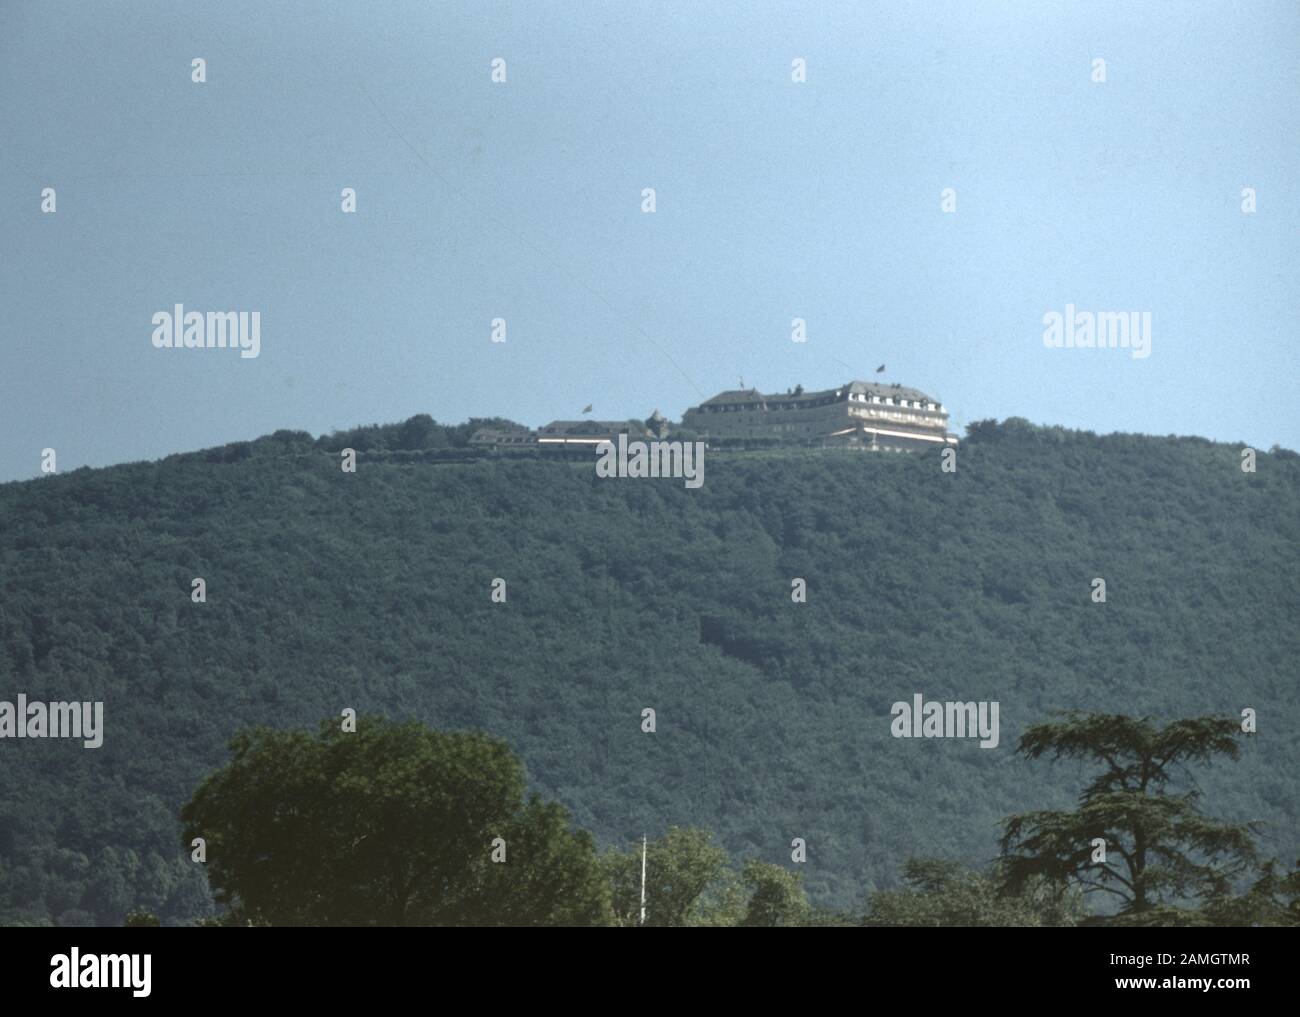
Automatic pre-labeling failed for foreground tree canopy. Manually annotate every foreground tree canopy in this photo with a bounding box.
[182,717,818,927]
[181,717,611,926]
[176,712,1297,927]
[864,858,1085,927]
[1000,713,1269,925]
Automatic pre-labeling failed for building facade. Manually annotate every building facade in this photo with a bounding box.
[467,383,954,454]
[469,419,649,453]
[681,380,956,452]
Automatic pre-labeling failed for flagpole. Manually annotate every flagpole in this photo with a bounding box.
[639,834,647,926]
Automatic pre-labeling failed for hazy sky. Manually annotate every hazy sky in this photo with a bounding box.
[2,1,1297,482]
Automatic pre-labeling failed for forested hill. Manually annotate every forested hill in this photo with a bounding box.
[1,418,1297,924]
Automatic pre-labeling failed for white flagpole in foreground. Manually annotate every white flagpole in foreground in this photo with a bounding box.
[639,834,647,926]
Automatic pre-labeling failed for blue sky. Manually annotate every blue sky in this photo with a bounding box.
[2,1,1297,482]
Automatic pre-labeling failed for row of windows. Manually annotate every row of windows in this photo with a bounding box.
[702,396,944,413]
[706,400,836,412]
[849,393,941,411]
[850,408,943,427]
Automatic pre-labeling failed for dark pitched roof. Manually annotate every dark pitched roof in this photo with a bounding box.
[844,380,935,403]
[698,388,763,407]
[538,420,645,436]
[692,380,942,409]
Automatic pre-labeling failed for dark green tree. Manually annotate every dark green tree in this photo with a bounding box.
[394,414,442,450]
[865,859,1083,926]
[740,859,810,926]
[180,716,611,926]
[604,827,733,927]
[1199,856,1300,926]
[470,797,613,926]
[1000,713,1258,924]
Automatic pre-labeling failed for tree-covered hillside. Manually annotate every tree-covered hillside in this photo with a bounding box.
[0,418,1296,924]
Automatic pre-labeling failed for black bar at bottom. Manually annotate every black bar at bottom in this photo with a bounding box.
[0,927,1284,1004]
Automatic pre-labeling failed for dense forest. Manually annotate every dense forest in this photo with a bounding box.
[0,416,1296,925]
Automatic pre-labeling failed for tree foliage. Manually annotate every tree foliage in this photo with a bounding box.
[741,859,811,926]
[604,827,736,927]
[180,717,611,926]
[1000,713,1260,923]
[865,858,1084,926]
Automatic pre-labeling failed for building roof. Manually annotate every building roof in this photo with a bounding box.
[538,420,645,435]
[469,428,535,443]
[690,380,941,409]
[843,380,934,403]
[698,388,764,407]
